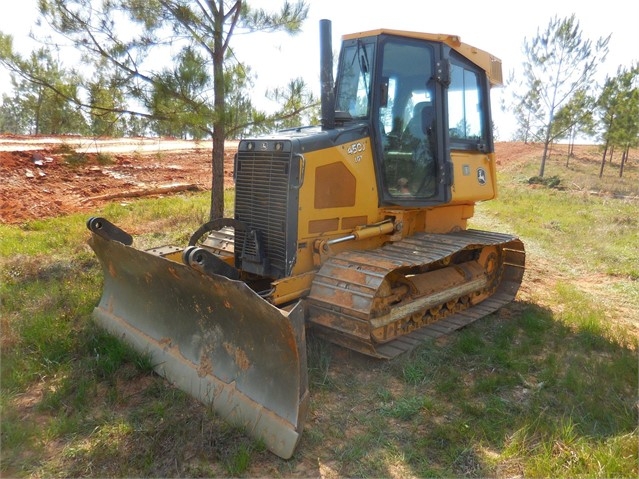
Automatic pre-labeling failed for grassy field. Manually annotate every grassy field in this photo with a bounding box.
[1,144,637,477]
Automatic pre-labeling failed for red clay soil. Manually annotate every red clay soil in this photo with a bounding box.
[0,135,237,224]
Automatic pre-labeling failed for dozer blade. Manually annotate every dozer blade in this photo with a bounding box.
[88,232,309,460]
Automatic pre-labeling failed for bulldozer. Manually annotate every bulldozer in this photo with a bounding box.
[87,20,525,459]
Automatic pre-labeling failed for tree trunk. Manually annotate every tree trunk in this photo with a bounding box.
[35,90,43,136]
[210,133,225,220]
[599,142,609,178]
[539,117,554,177]
[209,3,228,221]
[568,133,575,158]
[539,139,550,177]
[619,146,628,178]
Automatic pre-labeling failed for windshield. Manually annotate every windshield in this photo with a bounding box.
[335,41,375,118]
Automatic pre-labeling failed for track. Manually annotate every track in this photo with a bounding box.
[306,229,526,358]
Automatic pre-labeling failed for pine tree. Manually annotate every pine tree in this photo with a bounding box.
[596,64,639,178]
[0,42,87,134]
[513,14,609,176]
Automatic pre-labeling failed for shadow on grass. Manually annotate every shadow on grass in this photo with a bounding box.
[301,301,638,478]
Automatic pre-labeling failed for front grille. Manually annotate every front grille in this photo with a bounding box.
[235,143,295,278]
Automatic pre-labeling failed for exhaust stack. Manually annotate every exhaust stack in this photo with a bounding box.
[320,19,335,130]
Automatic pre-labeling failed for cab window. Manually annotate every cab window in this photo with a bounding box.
[335,41,375,118]
[447,62,484,141]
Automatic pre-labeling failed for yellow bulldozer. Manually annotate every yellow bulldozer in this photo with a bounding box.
[87,20,525,459]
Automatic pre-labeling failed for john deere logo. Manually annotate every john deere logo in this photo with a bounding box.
[477,168,487,185]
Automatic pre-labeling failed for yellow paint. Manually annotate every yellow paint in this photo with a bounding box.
[449,151,497,203]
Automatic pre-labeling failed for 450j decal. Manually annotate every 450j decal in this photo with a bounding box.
[347,141,366,162]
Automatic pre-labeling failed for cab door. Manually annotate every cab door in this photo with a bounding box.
[373,36,451,206]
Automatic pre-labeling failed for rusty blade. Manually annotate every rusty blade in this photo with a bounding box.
[88,233,309,459]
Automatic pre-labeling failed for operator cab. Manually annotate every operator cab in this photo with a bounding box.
[334,32,494,206]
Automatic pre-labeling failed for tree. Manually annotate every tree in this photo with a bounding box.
[508,85,543,143]
[34,0,310,220]
[596,64,639,178]
[551,89,596,162]
[512,14,609,176]
[149,46,214,139]
[0,37,87,134]
[267,78,319,131]
[86,60,130,136]
[0,94,30,134]
[21,52,87,135]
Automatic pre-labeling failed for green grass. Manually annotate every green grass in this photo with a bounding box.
[481,186,639,278]
[1,152,637,477]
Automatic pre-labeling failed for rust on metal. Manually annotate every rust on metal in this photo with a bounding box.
[223,342,251,371]
[198,351,214,377]
[168,266,180,280]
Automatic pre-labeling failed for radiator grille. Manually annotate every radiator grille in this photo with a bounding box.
[235,148,292,278]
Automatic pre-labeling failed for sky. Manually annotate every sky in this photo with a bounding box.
[1,0,638,140]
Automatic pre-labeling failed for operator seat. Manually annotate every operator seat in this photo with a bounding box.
[407,102,435,136]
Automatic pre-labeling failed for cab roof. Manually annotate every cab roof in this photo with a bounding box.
[342,28,503,86]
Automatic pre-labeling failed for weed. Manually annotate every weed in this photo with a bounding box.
[223,443,252,476]
[63,151,89,166]
[454,329,486,355]
[96,152,114,165]
[52,142,76,155]
[381,395,428,420]
[389,340,440,386]
[528,175,561,188]
[306,332,335,390]
[85,326,154,378]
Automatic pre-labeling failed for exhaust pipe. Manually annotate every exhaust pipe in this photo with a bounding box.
[320,19,335,130]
